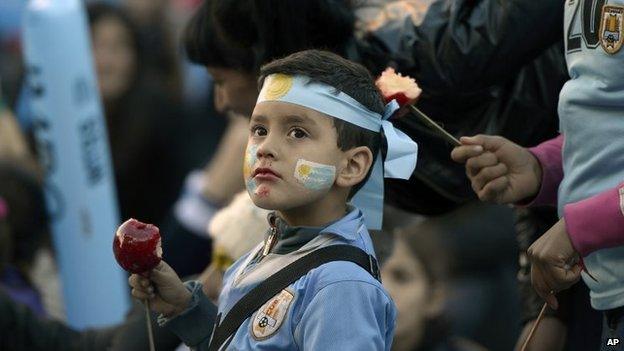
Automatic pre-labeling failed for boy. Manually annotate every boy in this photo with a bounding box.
[129,50,418,350]
[451,1,624,348]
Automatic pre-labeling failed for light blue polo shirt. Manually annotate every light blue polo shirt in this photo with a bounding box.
[165,208,396,350]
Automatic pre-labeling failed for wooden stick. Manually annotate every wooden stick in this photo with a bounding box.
[519,302,548,351]
[145,300,156,351]
[408,105,461,146]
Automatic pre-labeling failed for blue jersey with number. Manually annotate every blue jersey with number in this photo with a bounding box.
[559,0,624,310]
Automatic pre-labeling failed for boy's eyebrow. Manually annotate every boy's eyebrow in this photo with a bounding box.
[281,114,317,126]
[251,114,317,126]
[250,114,268,123]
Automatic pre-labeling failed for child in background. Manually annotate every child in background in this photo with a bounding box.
[383,223,486,351]
[0,162,50,317]
[128,50,418,350]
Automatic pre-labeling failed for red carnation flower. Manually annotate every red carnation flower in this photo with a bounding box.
[375,67,422,117]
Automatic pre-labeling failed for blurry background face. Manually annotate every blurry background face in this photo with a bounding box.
[382,236,431,350]
[207,67,258,116]
[124,0,167,26]
[92,15,137,103]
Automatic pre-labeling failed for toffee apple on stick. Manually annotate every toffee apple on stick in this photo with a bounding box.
[113,218,162,351]
[375,68,461,146]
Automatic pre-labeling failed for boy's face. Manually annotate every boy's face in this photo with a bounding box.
[245,101,346,211]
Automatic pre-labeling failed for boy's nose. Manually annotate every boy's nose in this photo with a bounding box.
[256,137,279,160]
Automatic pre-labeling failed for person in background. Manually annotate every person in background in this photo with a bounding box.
[452,132,624,350]
[0,90,51,318]
[0,163,111,351]
[0,83,37,173]
[157,0,260,277]
[0,161,50,318]
[451,0,624,349]
[88,3,187,225]
[0,287,118,351]
[122,0,182,99]
[383,223,486,351]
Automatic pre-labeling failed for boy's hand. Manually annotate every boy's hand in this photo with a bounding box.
[527,219,582,310]
[129,261,192,317]
[199,264,224,303]
[450,135,543,204]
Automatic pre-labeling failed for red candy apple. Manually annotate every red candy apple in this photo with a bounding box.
[375,67,422,117]
[113,218,162,274]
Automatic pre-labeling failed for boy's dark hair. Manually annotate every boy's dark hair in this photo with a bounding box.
[183,0,255,72]
[259,50,385,197]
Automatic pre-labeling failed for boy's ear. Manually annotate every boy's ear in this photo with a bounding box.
[335,146,373,189]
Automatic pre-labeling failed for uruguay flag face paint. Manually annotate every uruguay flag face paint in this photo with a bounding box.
[294,159,336,191]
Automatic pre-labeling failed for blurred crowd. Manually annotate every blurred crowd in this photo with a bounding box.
[0,0,610,350]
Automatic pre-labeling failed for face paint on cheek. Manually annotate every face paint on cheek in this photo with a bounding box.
[243,144,259,179]
[294,159,336,191]
[246,178,258,194]
[244,144,272,197]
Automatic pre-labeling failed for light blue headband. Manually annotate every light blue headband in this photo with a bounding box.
[257,74,418,229]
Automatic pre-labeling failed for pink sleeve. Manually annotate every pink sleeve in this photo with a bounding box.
[564,182,624,257]
[521,135,564,206]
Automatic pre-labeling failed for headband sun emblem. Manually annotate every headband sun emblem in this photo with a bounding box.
[261,74,294,100]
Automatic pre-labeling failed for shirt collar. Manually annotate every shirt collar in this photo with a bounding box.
[319,205,364,242]
[265,206,364,247]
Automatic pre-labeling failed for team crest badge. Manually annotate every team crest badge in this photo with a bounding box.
[599,5,624,54]
[251,289,294,339]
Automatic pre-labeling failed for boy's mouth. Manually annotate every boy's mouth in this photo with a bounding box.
[252,167,282,181]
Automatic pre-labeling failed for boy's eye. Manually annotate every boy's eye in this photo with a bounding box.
[288,128,308,139]
[251,125,267,137]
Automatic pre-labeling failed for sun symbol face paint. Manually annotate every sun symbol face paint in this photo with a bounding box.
[243,144,259,178]
[294,159,336,191]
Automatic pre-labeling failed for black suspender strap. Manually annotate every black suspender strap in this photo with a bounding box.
[207,245,380,351]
